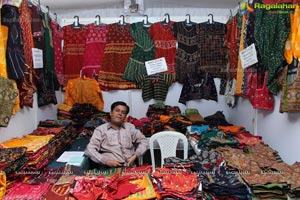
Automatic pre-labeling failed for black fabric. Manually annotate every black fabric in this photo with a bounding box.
[37,69,58,107]
[179,72,218,105]
[204,111,232,127]
[1,5,25,80]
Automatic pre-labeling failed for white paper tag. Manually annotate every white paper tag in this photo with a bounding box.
[32,48,43,69]
[239,43,258,69]
[145,57,168,75]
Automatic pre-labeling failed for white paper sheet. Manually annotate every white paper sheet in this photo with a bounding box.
[56,151,85,163]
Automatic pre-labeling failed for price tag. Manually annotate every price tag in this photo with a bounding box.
[239,43,258,69]
[145,57,168,75]
[32,48,43,69]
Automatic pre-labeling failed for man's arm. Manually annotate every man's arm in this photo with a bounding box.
[84,128,108,165]
[132,128,149,157]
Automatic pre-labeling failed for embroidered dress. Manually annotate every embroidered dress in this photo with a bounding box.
[17,0,37,108]
[225,15,240,79]
[254,8,290,94]
[50,20,64,85]
[173,21,200,83]
[98,23,136,90]
[123,22,155,82]
[198,21,227,78]
[148,22,176,76]
[136,22,176,101]
[82,23,108,78]
[59,77,104,111]
[63,25,87,86]
[179,72,218,105]
[36,12,58,107]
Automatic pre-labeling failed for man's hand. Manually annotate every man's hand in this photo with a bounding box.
[127,154,137,167]
[106,160,124,167]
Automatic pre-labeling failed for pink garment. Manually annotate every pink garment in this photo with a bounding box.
[82,23,108,78]
[50,21,64,86]
[3,183,50,200]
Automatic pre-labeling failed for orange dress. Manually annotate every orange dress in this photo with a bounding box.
[59,77,104,111]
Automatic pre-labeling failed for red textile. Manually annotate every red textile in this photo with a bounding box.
[82,24,108,78]
[63,25,87,87]
[111,177,145,199]
[225,16,239,79]
[51,21,64,86]
[3,183,50,200]
[98,23,136,90]
[148,22,176,76]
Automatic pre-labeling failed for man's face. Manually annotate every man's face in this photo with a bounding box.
[110,105,128,126]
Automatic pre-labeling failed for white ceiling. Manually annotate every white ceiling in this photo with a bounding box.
[40,0,240,11]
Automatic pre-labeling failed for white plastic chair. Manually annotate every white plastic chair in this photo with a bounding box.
[149,131,188,172]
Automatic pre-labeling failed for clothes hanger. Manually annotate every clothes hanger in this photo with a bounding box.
[143,14,152,27]
[185,14,195,26]
[161,13,171,25]
[118,15,127,26]
[229,9,233,21]
[94,15,106,27]
[53,13,62,30]
[72,15,83,29]
[207,13,214,24]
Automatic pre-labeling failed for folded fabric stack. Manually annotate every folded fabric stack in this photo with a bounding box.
[152,167,201,200]
[183,108,206,124]
[127,116,153,137]
[146,103,181,119]
[0,147,27,194]
[215,144,292,199]
[3,182,51,200]
[0,147,27,177]
[82,113,109,137]
[30,123,77,159]
[1,135,54,173]
[197,129,240,151]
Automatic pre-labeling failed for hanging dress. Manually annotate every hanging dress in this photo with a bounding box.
[82,23,108,78]
[135,22,176,101]
[50,20,64,86]
[1,4,25,80]
[17,0,38,108]
[254,7,290,94]
[198,21,227,78]
[123,22,155,82]
[36,12,59,107]
[1,6,20,113]
[173,21,200,83]
[98,23,136,90]
[225,15,240,79]
[63,24,87,87]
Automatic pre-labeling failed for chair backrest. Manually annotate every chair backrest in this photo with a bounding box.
[149,131,188,172]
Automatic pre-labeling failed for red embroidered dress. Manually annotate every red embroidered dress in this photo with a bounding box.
[63,25,87,87]
[98,23,136,90]
[50,21,64,86]
[82,24,108,78]
[148,22,176,77]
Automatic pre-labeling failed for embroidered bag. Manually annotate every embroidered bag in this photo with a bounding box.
[246,67,262,107]
[252,71,274,110]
